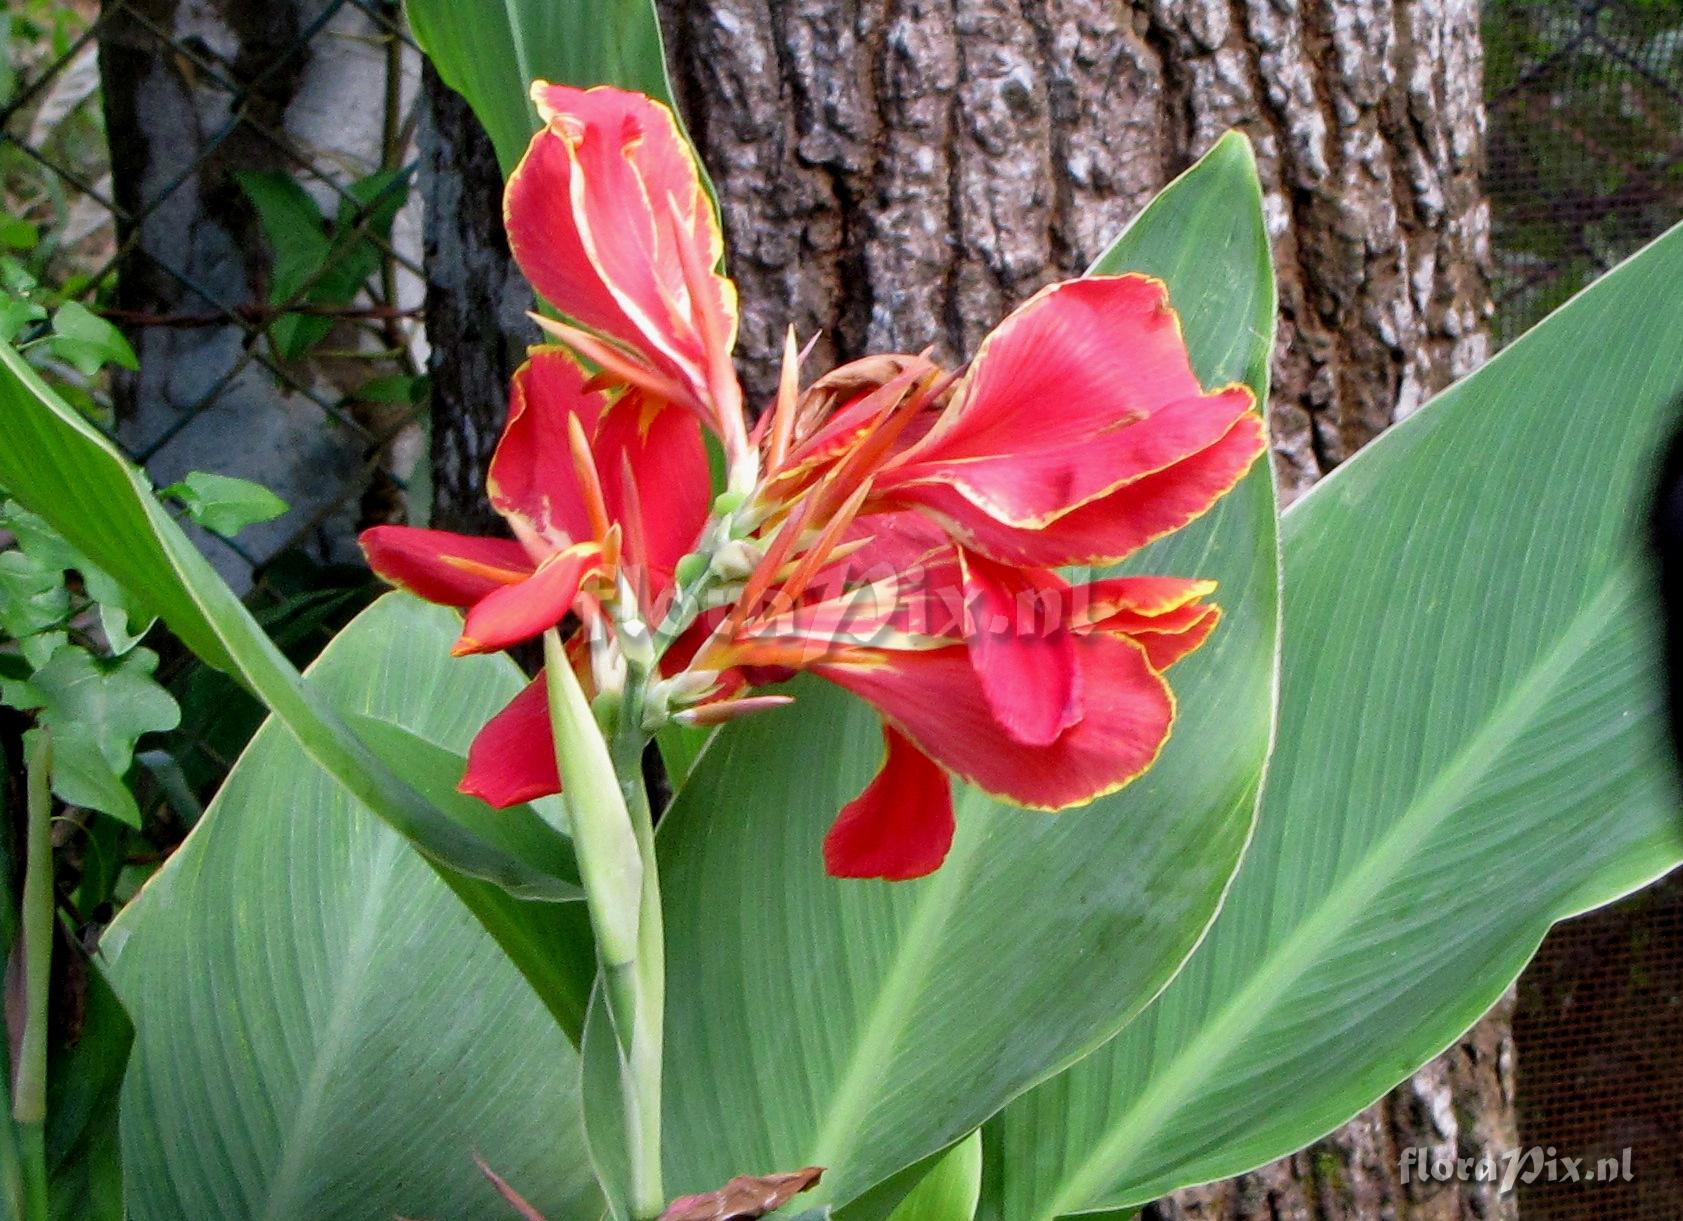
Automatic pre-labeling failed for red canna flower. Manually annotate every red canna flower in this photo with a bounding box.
[361,83,1266,882]
[360,348,711,803]
[505,83,750,477]
[756,277,1264,570]
[690,513,1223,879]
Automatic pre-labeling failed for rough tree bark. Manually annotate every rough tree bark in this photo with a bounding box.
[419,60,537,534]
[422,1,1504,1215]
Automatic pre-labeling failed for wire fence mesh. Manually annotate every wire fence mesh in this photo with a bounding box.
[1486,0,1683,341]
[1,0,427,594]
[1485,5,1683,1219]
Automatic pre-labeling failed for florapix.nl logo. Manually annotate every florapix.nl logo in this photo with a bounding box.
[1400,1145,1635,1195]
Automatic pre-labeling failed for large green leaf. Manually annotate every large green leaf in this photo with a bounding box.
[406,0,682,175]
[884,1131,981,1221]
[44,963,130,1221]
[652,133,1280,1209]
[978,221,1683,1218]
[103,595,601,1219]
[0,344,593,1031]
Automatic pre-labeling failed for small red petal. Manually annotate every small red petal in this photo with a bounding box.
[594,390,711,589]
[819,633,1173,811]
[490,350,606,542]
[960,550,1081,746]
[359,525,533,607]
[460,674,560,808]
[453,544,598,656]
[911,413,1267,569]
[1075,576,1218,622]
[824,725,955,880]
[1126,603,1220,670]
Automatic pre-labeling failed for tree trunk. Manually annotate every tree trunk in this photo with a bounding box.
[423,0,1503,1214]
[419,60,538,533]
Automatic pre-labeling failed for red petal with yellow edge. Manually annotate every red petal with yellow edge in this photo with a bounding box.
[908,413,1266,568]
[490,351,606,543]
[893,390,1252,528]
[460,674,559,807]
[593,389,710,589]
[818,632,1173,811]
[1121,602,1220,671]
[1074,576,1218,623]
[960,550,1081,746]
[359,525,532,607]
[507,84,736,416]
[503,125,634,355]
[453,544,598,656]
[824,725,956,880]
[885,277,1245,524]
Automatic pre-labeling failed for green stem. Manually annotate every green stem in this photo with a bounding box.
[14,730,52,1221]
[611,684,665,1221]
[542,634,665,1218]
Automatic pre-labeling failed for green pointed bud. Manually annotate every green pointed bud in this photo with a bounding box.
[674,551,708,587]
[542,631,642,968]
[591,687,622,736]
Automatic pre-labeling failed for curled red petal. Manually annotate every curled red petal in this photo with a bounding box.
[960,550,1081,746]
[818,633,1173,811]
[453,544,598,656]
[1124,602,1221,671]
[886,277,1247,525]
[594,389,711,592]
[909,413,1267,568]
[359,525,533,607]
[460,673,560,808]
[1073,575,1223,670]
[506,83,739,422]
[1075,576,1218,622]
[490,350,606,542]
[824,725,956,880]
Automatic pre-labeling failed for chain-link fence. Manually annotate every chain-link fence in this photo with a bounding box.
[2,0,431,808]
[1486,0,1683,341]
[1486,5,1683,1217]
[2,0,426,593]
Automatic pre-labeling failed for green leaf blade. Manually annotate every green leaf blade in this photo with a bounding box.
[982,219,1683,1220]
[654,133,1280,1210]
[406,0,684,177]
[0,345,600,1022]
[104,596,601,1219]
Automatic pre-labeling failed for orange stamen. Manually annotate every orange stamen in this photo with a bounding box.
[767,325,801,473]
[665,192,748,461]
[566,411,613,544]
[616,449,653,618]
[781,478,873,606]
[674,694,795,727]
[532,313,695,408]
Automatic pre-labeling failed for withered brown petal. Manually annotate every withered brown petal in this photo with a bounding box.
[658,1166,825,1221]
[474,1154,550,1221]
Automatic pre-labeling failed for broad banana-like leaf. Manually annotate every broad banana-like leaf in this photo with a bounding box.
[0,345,593,1033]
[884,1132,982,1221]
[977,221,1683,1218]
[649,133,1281,1209]
[103,595,602,1219]
[407,0,682,175]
